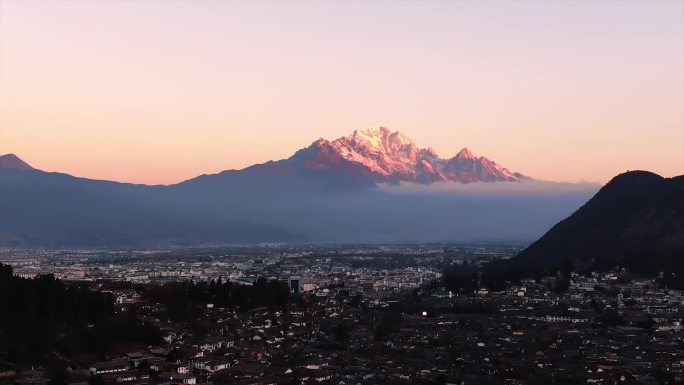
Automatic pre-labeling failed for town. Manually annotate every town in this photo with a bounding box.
[0,246,682,385]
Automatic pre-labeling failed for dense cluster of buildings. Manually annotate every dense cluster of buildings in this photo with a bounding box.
[1,247,682,385]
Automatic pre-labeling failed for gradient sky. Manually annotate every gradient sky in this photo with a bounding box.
[0,0,682,185]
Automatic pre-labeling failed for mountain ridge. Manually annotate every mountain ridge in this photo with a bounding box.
[1,127,527,186]
[0,154,33,171]
[289,127,527,184]
[0,128,598,247]
[504,170,684,273]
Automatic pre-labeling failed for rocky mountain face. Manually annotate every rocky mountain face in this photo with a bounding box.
[291,127,526,184]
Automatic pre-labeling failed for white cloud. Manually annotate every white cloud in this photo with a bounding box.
[375,180,601,197]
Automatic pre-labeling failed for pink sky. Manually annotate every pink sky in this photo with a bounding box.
[0,0,682,185]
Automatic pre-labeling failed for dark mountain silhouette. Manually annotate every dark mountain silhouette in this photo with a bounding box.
[0,154,33,170]
[0,157,296,247]
[507,171,684,274]
[0,143,596,247]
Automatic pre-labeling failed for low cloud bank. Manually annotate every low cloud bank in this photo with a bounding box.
[375,180,601,197]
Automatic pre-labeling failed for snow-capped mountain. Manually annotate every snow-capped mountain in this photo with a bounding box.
[289,127,527,184]
[0,146,598,247]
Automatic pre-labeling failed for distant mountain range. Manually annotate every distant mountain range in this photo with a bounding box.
[291,127,527,184]
[506,171,684,274]
[0,127,597,247]
[180,127,528,192]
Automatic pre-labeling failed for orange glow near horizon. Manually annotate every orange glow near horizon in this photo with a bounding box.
[0,1,682,185]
